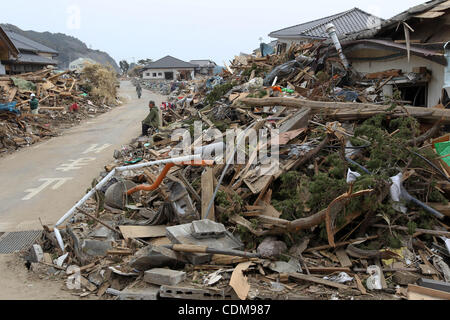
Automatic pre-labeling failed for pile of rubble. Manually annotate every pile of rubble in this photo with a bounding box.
[29,44,450,301]
[0,65,120,155]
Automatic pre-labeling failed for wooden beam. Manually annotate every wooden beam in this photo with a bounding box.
[201,167,215,221]
[238,97,450,124]
[289,272,350,290]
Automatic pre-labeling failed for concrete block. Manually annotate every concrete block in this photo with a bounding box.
[29,244,44,263]
[129,245,187,271]
[81,239,112,257]
[160,285,233,300]
[144,268,186,286]
[191,220,227,239]
[257,237,287,258]
[116,286,160,300]
[166,222,243,265]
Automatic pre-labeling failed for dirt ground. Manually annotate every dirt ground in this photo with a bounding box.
[0,253,90,300]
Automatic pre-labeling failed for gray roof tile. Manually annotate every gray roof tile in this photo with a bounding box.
[4,30,58,54]
[269,8,383,39]
[144,55,197,69]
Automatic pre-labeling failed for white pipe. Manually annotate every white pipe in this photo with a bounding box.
[53,154,201,252]
[326,23,350,69]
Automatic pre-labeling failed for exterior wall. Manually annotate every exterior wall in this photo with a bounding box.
[0,62,5,75]
[351,55,444,107]
[38,52,55,59]
[10,64,44,74]
[142,68,195,80]
[275,37,310,49]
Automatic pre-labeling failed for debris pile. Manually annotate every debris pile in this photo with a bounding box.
[0,64,120,155]
[32,44,450,301]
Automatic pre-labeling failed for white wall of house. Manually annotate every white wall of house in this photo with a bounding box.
[351,55,444,107]
[142,68,195,80]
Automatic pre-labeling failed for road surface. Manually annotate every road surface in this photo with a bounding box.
[0,81,165,232]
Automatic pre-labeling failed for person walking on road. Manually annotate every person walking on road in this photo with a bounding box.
[136,83,142,99]
[142,100,159,136]
[30,94,39,115]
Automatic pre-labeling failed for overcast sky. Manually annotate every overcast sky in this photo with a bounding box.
[0,0,426,65]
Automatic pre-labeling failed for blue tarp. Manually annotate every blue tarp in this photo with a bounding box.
[0,102,21,116]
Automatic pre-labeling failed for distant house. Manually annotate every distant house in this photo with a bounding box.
[0,27,58,74]
[189,60,217,76]
[142,55,197,80]
[268,8,383,52]
[0,26,19,75]
[69,57,96,72]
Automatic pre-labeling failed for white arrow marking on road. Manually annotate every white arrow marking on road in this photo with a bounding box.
[22,178,74,201]
[82,143,112,154]
[56,157,96,172]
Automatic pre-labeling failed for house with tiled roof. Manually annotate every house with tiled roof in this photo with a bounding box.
[142,55,197,80]
[268,8,383,51]
[0,25,58,74]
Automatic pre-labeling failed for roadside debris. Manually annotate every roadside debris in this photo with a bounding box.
[30,40,450,301]
[0,64,120,155]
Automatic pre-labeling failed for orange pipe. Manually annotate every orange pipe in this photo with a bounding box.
[126,160,214,195]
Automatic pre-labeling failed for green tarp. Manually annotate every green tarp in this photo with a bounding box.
[11,77,36,91]
[434,141,450,166]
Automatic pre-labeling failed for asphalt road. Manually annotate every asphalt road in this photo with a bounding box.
[0,81,165,232]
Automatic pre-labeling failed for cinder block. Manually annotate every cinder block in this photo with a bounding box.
[29,244,44,263]
[144,268,186,286]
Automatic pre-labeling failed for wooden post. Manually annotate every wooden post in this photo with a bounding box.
[201,167,215,221]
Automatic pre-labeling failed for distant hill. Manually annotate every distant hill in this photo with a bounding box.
[1,24,119,72]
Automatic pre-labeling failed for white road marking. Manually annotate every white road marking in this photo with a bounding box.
[22,177,74,201]
[56,157,96,172]
[82,143,112,154]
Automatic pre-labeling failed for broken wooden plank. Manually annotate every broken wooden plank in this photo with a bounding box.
[118,225,167,240]
[238,97,450,124]
[289,272,350,290]
[335,249,353,268]
[407,284,450,300]
[201,167,215,221]
[230,262,253,300]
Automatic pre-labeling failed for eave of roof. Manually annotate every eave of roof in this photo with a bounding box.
[343,0,449,41]
[4,30,58,55]
[0,26,19,57]
[7,53,58,65]
[143,55,197,70]
[340,39,447,65]
[269,8,384,39]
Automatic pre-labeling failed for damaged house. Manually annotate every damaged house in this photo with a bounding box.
[269,1,450,108]
[190,60,217,76]
[335,0,450,108]
[0,26,58,74]
[269,8,383,54]
[142,55,197,81]
[0,25,19,75]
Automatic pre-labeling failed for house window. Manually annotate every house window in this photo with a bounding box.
[153,73,157,77]
[146,73,150,76]
[158,73,162,76]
